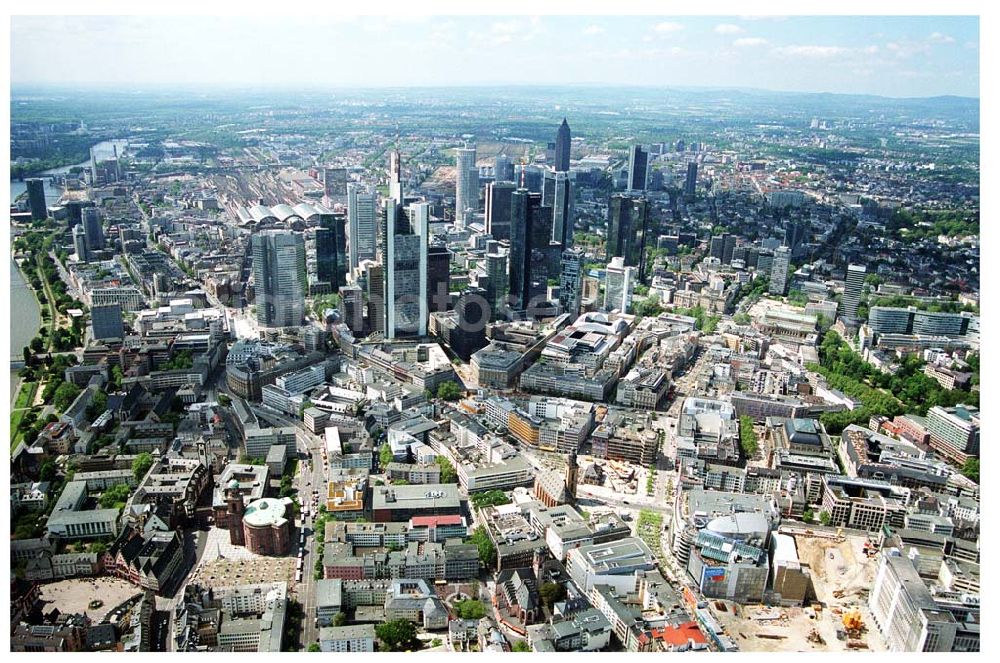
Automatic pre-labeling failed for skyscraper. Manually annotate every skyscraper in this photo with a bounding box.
[82,207,105,251]
[784,219,808,255]
[455,146,479,224]
[365,263,385,335]
[338,284,365,335]
[25,178,47,221]
[554,118,571,172]
[709,234,727,262]
[606,194,651,280]
[508,189,552,308]
[542,170,556,207]
[559,248,584,318]
[388,149,403,204]
[605,257,636,313]
[91,304,124,341]
[383,201,429,338]
[316,210,348,291]
[452,287,489,360]
[253,230,307,328]
[494,154,514,182]
[427,243,451,313]
[323,167,348,205]
[841,264,867,323]
[484,249,509,318]
[73,225,89,263]
[550,171,573,247]
[627,144,649,191]
[723,235,737,265]
[684,162,698,197]
[769,245,791,296]
[485,181,516,241]
[514,164,543,193]
[65,200,95,229]
[348,184,378,271]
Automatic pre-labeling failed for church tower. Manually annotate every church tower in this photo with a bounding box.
[565,452,579,504]
[225,480,245,546]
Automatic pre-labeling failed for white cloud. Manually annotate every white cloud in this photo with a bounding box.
[714,23,744,35]
[652,22,684,34]
[772,45,850,58]
[928,32,955,44]
[885,40,931,59]
[583,25,605,36]
[490,21,518,35]
[734,37,768,48]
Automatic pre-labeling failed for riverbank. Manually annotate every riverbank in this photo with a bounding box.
[10,257,43,396]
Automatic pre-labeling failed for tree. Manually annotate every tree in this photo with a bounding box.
[30,336,45,353]
[52,382,82,412]
[469,526,496,568]
[455,599,487,620]
[132,452,154,481]
[435,455,458,483]
[307,643,321,652]
[961,458,979,484]
[99,483,131,508]
[739,415,758,458]
[217,393,231,407]
[802,508,814,523]
[87,390,109,421]
[512,641,531,652]
[111,364,124,390]
[332,612,347,627]
[375,619,420,652]
[633,294,663,318]
[437,381,462,401]
[470,490,511,509]
[379,443,394,468]
[819,511,832,526]
[539,582,566,608]
[39,461,56,482]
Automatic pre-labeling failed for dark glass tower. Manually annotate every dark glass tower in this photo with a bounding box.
[316,211,347,290]
[485,181,516,241]
[606,194,651,282]
[26,179,47,221]
[684,161,698,197]
[427,243,451,313]
[554,118,571,172]
[508,189,552,308]
[628,145,649,191]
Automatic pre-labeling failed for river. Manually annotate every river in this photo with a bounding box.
[9,138,130,203]
[10,257,42,399]
[8,138,127,401]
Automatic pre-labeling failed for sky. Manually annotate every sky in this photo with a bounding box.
[9,15,980,98]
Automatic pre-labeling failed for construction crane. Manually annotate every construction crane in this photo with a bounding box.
[842,609,865,638]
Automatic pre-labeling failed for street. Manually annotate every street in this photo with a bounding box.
[249,403,328,648]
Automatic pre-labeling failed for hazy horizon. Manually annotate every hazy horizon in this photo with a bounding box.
[9,81,981,101]
[11,15,979,98]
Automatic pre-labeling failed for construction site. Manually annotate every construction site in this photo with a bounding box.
[708,527,887,652]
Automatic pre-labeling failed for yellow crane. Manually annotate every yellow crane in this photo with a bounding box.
[842,609,864,638]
